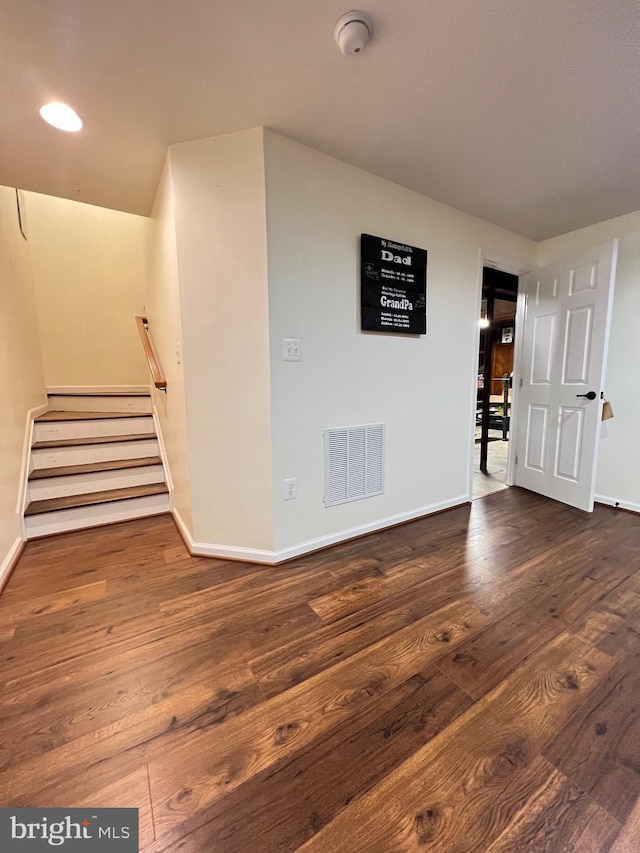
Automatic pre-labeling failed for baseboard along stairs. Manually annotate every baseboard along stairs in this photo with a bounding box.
[24,393,170,538]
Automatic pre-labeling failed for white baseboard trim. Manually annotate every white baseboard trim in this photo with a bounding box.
[595,494,640,515]
[173,495,470,566]
[46,385,151,395]
[151,411,174,494]
[0,536,25,594]
[172,509,191,547]
[172,509,276,564]
[17,402,49,521]
[273,496,471,563]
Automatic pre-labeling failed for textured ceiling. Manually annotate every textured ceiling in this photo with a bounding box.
[1,0,638,239]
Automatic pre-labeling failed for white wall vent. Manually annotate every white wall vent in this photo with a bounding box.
[324,424,385,507]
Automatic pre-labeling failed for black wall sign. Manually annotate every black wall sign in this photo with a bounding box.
[360,234,427,335]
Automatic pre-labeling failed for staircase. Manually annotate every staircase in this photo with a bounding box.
[24,393,170,538]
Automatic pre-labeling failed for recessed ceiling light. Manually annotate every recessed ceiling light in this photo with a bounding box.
[39,102,82,132]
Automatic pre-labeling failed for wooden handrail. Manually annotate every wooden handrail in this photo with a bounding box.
[135,316,167,391]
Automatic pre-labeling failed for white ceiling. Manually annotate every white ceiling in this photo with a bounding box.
[1,0,638,240]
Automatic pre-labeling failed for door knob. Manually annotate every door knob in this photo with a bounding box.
[576,391,597,400]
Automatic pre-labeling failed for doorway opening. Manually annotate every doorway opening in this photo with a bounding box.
[474,267,519,499]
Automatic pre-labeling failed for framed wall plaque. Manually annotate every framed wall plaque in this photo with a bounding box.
[360,234,427,334]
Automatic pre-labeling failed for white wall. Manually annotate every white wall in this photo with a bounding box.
[25,192,149,388]
[169,128,274,552]
[264,130,536,552]
[146,158,193,530]
[537,211,640,511]
[0,187,46,577]
[129,126,640,561]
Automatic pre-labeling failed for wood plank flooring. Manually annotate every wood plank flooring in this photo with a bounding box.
[1,488,639,851]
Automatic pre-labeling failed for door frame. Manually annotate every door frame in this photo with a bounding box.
[469,250,531,498]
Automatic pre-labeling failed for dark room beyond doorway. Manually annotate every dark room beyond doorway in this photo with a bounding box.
[474,267,519,499]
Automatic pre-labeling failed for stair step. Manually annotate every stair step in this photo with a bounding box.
[32,433,157,450]
[25,483,169,516]
[25,494,171,538]
[29,457,163,480]
[34,414,154,443]
[36,411,147,422]
[47,394,153,414]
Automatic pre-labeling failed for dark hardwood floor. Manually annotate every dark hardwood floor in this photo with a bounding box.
[1,488,639,851]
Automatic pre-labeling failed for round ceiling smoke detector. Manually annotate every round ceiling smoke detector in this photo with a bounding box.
[334,11,372,56]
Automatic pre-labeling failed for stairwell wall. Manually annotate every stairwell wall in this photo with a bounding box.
[0,187,46,579]
[25,191,150,388]
[169,129,275,553]
[146,157,194,531]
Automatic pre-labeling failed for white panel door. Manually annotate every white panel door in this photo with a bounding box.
[515,240,618,511]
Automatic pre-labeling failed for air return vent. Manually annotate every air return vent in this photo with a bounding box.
[324,424,385,507]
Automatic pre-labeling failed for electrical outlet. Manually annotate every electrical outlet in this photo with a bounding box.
[283,338,301,361]
[284,477,298,500]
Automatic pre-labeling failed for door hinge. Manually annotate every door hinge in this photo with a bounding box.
[519,378,523,388]
[515,455,519,465]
